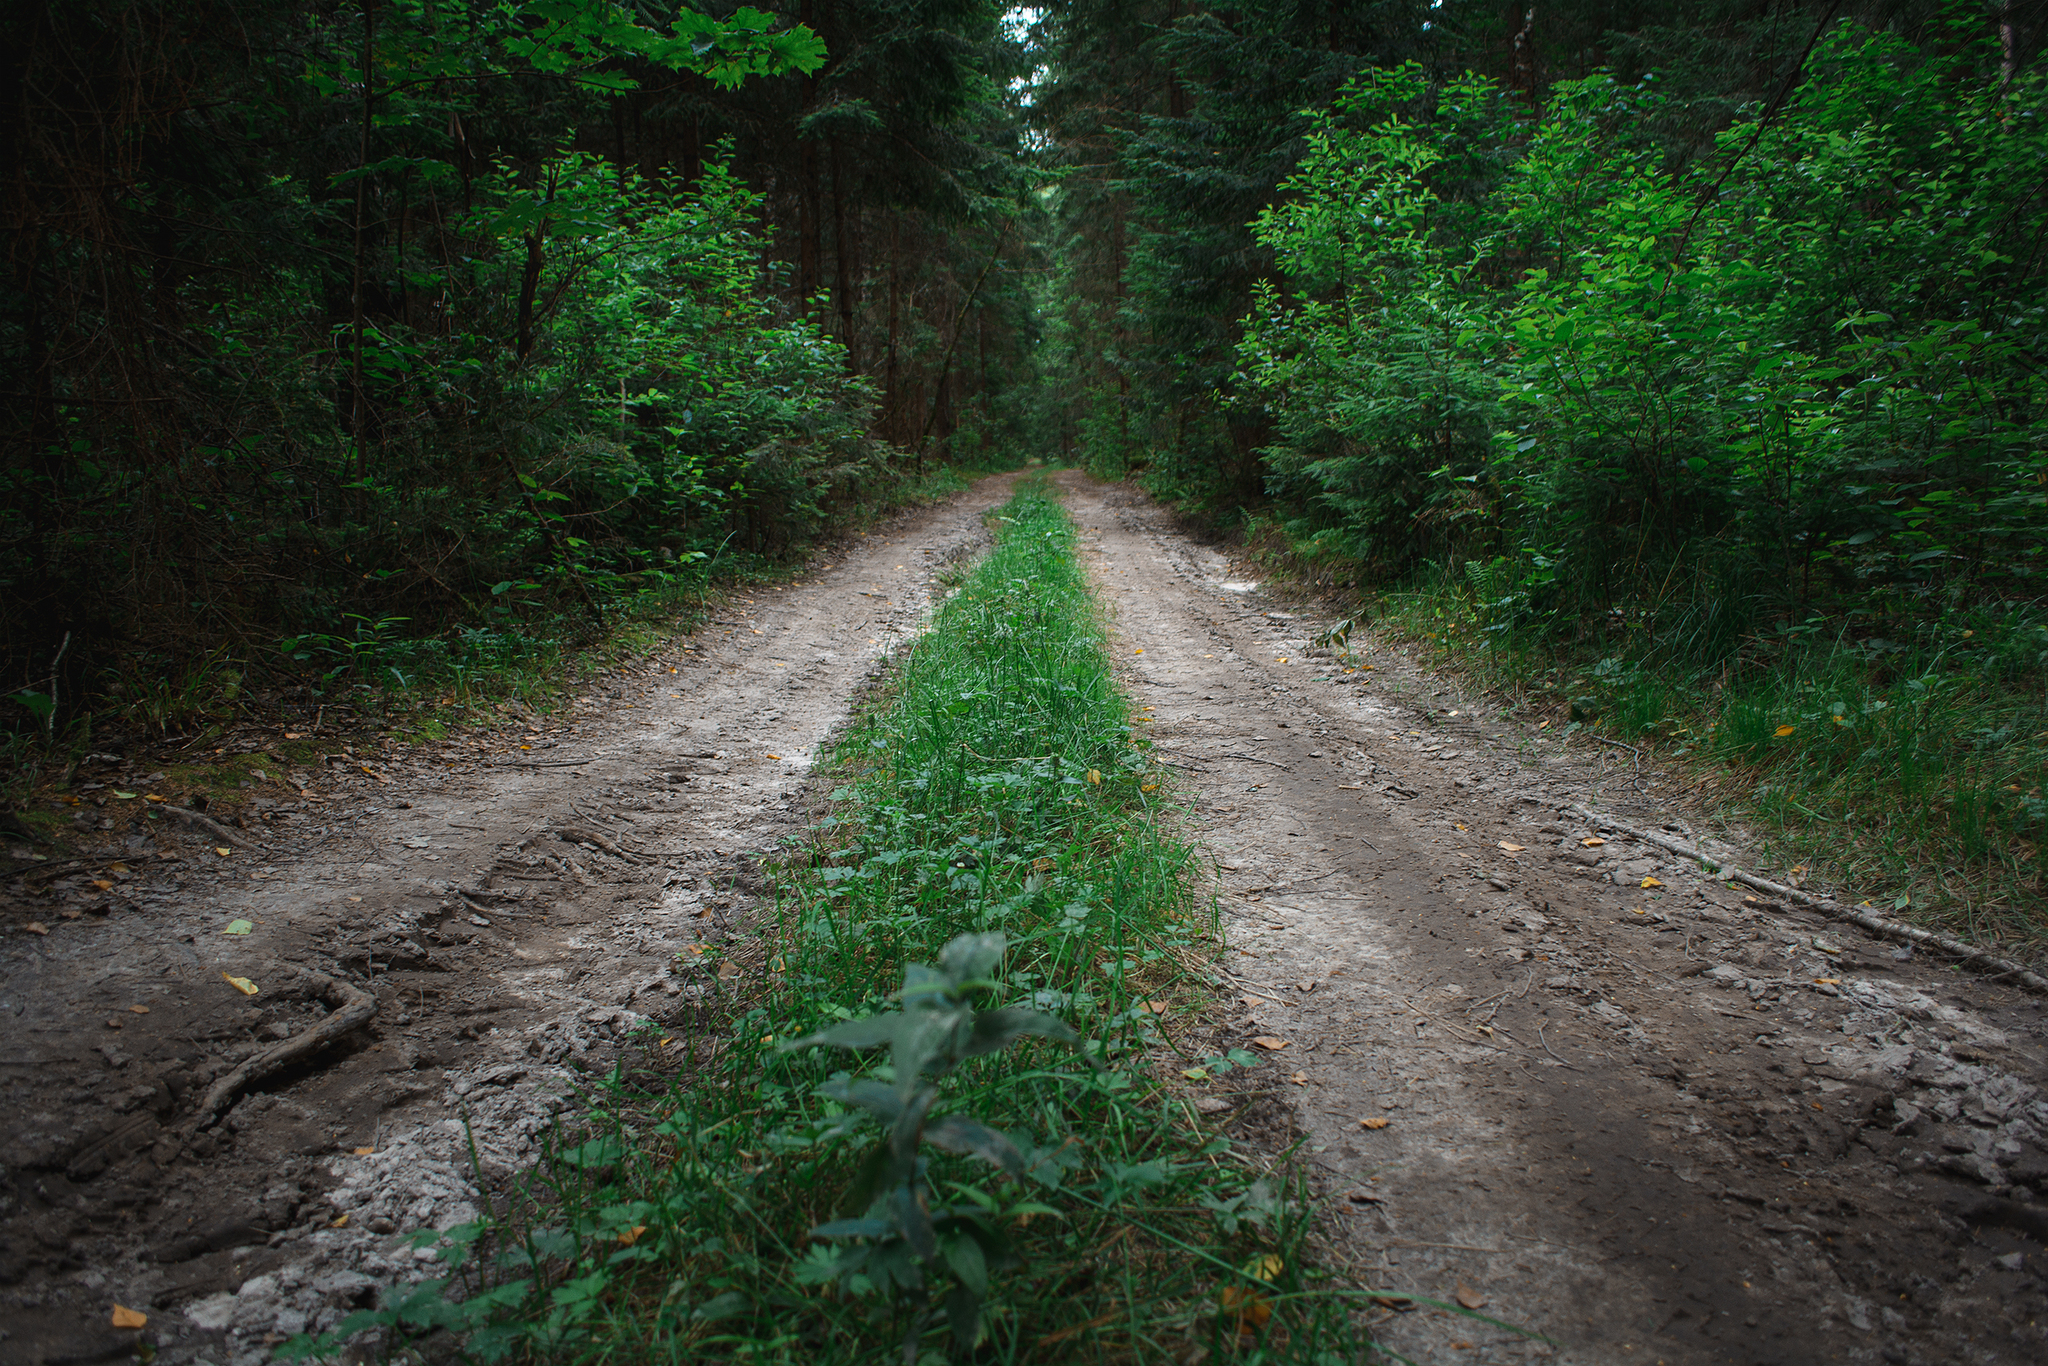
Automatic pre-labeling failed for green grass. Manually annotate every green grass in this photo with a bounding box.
[284,479,1374,1365]
[1362,565,2048,948]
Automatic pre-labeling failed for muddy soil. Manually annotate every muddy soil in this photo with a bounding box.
[0,477,1015,1366]
[7,469,2047,1366]
[1059,471,2048,1365]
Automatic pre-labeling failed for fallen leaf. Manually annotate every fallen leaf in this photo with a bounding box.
[1139,1000,1168,1015]
[1181,1067,1209,1080]
[1498,841,1526,852]
[221,972,259,996]
[766,753,780,760]
[1774,724,1796,737]
[224,919,253,935]
[1455,823,1468,831]
[330,1213,349,1228]
[284,731,303,739]
[1341,1187,1385,1205]
[105,1019,123,1030]
[25,922,47,935]
[618,1225,648,1246]
[1030,856,1057,874]
[354,1147,376,1155]
[1288,1071,1309,1085]
[1455,1283,1487,1310]
[1580,836,1606,847]
[1085,769,1102,785]
[1640,876,1663,889]
[716,959,742,980]
[215,847,232,857]
[1449,1341,1475,1351]
[129,1005,148,1014]
[144,793,164,802]
[1813,977,1841,986]
[110,1305,147,1329]
[92,879,114,891]
[112,791,137,800]
[1246,1253,1283,1281]
[1358,1116,1390,1130]
[1250,1036,1289,1050]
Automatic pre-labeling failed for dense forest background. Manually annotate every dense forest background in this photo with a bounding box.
[7,0,2047,902]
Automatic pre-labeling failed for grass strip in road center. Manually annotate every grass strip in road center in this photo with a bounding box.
[285,479,1368,1364]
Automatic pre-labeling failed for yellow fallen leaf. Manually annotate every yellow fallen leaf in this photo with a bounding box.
[1140,782,1158,792]
[1580,836,1606,847]
[618,1225,648,1246]
[1641,876,1663,889]
[1250,1036,1289,1050]
[1358,1116,1391,1130]
[354,1147,376,1155]
[766,753,780,760]
[1246,1253,1283,1281]
[1085,769,1102,785]
[144,793,164,802]
[330,1213,349,1228]
[1455,823,1468,831]
[1774,724,1796,737]
[1498,841,1526,852]
[215,846,232,857]
[110,1305,147,1329]
[1814,978,1841,986]
[1455,1283,1486,1310]
[92,879,114,891]
[221,972,259,996]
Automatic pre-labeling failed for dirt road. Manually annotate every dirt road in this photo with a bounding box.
[5,470,2046,1366]
[1060,471,2048,1365]
[0,478,1014,1366]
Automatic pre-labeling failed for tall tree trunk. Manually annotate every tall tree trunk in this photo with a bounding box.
[796,1,820,312]
[1510,6,1537,107]
[349,0,377,480]
[885,216,900,441]
[830,136,857,370]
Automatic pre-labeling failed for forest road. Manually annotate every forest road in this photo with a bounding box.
[7,468,2046,1366]
[0,475,1020,1366]
[1057,470,2048,1366]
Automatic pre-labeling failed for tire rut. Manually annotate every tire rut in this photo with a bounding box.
[1056,470,2048,1366]
[0,475,1019,1366]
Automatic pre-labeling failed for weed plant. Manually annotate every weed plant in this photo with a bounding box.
[285,481,1370,1364]
[1368,562,2047,945]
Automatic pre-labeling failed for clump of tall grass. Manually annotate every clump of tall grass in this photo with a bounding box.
[284,480,1373,1364]
[1370,557,2048,944]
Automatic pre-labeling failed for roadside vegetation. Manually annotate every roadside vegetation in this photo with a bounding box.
[285,481,1373,1364]
[1036,2,2047,945]
[4,0,1044,801]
